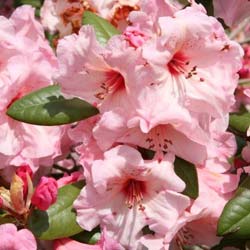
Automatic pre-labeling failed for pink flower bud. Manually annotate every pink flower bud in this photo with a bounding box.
[123,25,148,48]
[16,164,33,199]
[31,177,58,211]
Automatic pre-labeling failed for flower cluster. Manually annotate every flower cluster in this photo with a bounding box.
[0,0,248,249]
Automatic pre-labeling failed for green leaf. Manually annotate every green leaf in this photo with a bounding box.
[7,85,99,126]
[71,226,101,244]
[14,0,42,8]
[174,157,199,199]
[211,237,246,250]
[229,112,250,134]
[217,176,250,238]
[138,147,155,160]
[28,181,84,240]
[82,11,120,45]
[236,135,247,155]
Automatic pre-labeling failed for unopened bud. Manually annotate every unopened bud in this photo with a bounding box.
[31,177,58,211]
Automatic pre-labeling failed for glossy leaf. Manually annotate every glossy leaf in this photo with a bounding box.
[82,11,120,45]
[14,0,42,8]
[217,176,250,238]
[7,85,99,126]
[71,227,100,244]
[28,181,84,240]
[174,157,199,199]
[211,237,247,250]
[229,112,250,134]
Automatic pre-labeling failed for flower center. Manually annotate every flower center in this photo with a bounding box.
[123,179,146,209]
[95,71,125,100]
[145,125,173,152]
[167,52,189,76]
[174,226,194,249]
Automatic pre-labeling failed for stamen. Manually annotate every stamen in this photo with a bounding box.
[168,52,189,76]
[95,71,125,100]
[123,179,145,209]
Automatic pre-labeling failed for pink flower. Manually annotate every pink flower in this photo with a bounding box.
[213,0,250,27]
[123,25,149,48]
[141,166,239,249]
[54,228,123,250]
[92,4,241,164]
[0,223,36,250]
[56,25,143,113]
[140,5,242,119]
[31,177,58,210]
[167,167,239,249]
[68,117,104,168]
[204,117,237,173]
[74,145,190,249]
[93,108,208,164]
[0,6,64,171]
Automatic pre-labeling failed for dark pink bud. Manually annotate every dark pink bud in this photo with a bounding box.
[31,177,58,211]
[16,164,33,199]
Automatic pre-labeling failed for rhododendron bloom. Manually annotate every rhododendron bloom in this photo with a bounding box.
[68,117,104,168]
[93,107,208,164]
[140,5,242,119]
[0,6,63,170]
[96,4,242,163]
[0,223,36,250]
[56,25,145,113]
[74,145,190,249]
[54,228,123,250]
[166,167,239,249]
[213,0,250,27]
[31,177,58,210]
[204,117,237,173]
[141,166,239,249]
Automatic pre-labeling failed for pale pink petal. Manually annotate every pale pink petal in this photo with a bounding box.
[54,238,101,250]
[213,0,250,27]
